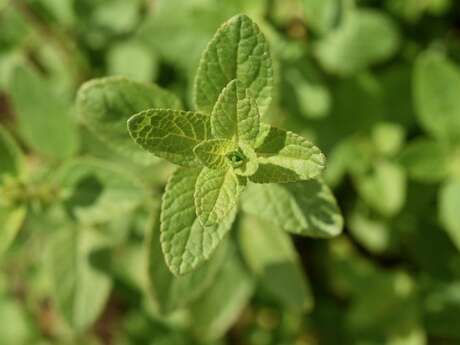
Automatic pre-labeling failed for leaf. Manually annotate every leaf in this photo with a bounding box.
[302,0,340,34]
[250,124,325,183]
[355,160,406,217]
[193,139,237,170]
[195,167,242,226]
[211,79,260,145]
[0,206,26,257]
[241,178,343,238]
[55,159,146,225]
[0,297,32,345]
[315,9,399,75]
[9,65,79,159]
[47,227,112,332]
[148,211,227,314]
[194,14,273,117]
[78,77,181,164]
[440,179,460,251]
[189,245,254,341]
[160,167,236,275]
[399,138,449,182]
[414,51,460,143]
[128,109,211,167]
[0,125,23,180]
[238,215,313,313]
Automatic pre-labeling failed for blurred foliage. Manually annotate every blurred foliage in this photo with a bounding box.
[1,0,460,344]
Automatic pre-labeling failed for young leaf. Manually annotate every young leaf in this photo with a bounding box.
[78,77,181,164]
[161,167,236,276]
[414,51,460,143]
[250,124,325,183]
[0,125,23,180]
[148,212,227,314]
[47,226,112,332]
[195,167,242,226]
[211,79,260,145]
[241,178,343,238]
[128,109,210,167]
[239,215,314,313]
[194,14,273,117]
[193,139,237,170]
[9,65,79,159]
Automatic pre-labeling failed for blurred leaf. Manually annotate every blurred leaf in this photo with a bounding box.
[399,138,449,182]
[0,297,33,344]
[355,160,406,217]
[0,206,26,256]
[55,159,146,225]
[77,77,181,165]
[241,178,343,237]
[9,65,79,159]
[47,226,112,332]
[302,0,339,34]
[414,51,460,144]
[439,179,460,251]
[107,41,158,82]
[189,245,254,341]
[315,9,399,75]
[0,125,23,180]
[239,214,314,313]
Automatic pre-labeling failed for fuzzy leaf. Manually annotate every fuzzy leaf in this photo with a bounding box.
[440,179,460,251]
[0,206,26,256]
[78,77,181,164]
[195,167,242,226]
[211,79,260,145]
[128,109,211,167]
[195,14,273,117]
[161,167,236,275]
[194,139,237,170]
[241,179,343,238]
[250,124,325,183]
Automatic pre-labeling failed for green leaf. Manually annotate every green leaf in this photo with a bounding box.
[78,77,181,164]
[0,297,32,345]
[189,245,254,341]
[241,178,343,238]
[148,211,227,314]
[194,14,273,117]
[0,206,26,257]
[440,179,460,251]
[355,160,406,217]
[55,159,146,225]
[193,139,237,170]
[195,167,242,226]
[302,0,339,34]
[0,125,23,180]
[47,227,112,332]
[160,167,236,275]
[250,124,325,183]
[211,79,260,145]
[315,9,399,75]
[9,65,79,159]
[399,138,449,182]
[414,51,460,143]
[238,215,313,313]
[128,109,210,167]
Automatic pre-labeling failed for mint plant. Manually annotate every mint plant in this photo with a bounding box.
[125,15,329,275]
